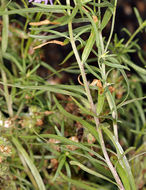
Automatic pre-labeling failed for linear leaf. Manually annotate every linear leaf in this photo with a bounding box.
[104,61,130,70]
[12,137,46,190]
[122,56,146,75]
[70,161,116,185]
[19,134,105,162]
[60,172,98,190]
[3,53,23,72]
[52,155,66,182]
[54,96,101,143]
[117,96,146,108]
[82,29,96,63]
[101,8,113,30]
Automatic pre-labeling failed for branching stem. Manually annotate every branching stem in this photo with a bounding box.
[67,0,124,189]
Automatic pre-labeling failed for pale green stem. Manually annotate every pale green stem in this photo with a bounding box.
[98,0,101,20]
[66,0,124,189]
[97,0,118,139]
[1,70,13,117]
[0,52,13,117]
[106,92,118,140]
[100,0,118,140]
[0,0,13,117]
[105,0,117,52]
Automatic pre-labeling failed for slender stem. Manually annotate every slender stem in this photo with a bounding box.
[98,0,101,21]
[0,51,13,117]
[97,0,118,140]
[106,92,118,140]
[105,0,117,52]
[66,0,124,189]
[67,5,95,112]
[0,0,13,117]
[0,70,13,117]
[113,119,118,140]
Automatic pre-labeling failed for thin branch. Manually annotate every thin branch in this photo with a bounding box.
[66,0,124,189]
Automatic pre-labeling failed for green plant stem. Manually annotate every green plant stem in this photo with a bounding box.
[0,51,13,117]
[97,0,118,140]
[105,0,117,52]
[67,1,124,189]
[98,0,101,20]
[106,92,118,140]
[113,119,118,140]
[0,69,13,117]
[0,0,13,117]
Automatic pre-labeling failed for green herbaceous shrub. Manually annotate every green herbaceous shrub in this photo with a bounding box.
[0,0,146,189]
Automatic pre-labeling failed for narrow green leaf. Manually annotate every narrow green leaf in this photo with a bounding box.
[40,61,61,77]
[101,8,113,30]
[54,96,101,143]
[104,61,130,70]
[89,2,113,8]
[60,44,82,65]
[3,53,23,72]
[27,64,40,77]
[134,8,143,27]
[60,172,98,190]
[117,96,146,108]
[113,160,131,190]
[12,137,46,190]
[63,148,107,167]
[18,133,105,162]
[122,56,146,75]
[82,29,96,63]
[96,90,105,115]
[0,82,84,99]
[29,34,63,40]
[106,90,118,120]
[107,56,120,64]
[71,97,97,117]
[117,69,130,109]
[85,63,102,81]
[70,161,116,185]
[0,8,66,16]
[101,127,136,190]
[52,155,66,182]
[130,92,145,125]
[65,162,71,190]
[32,3,72,10]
